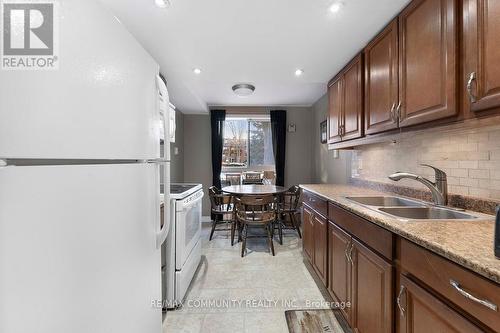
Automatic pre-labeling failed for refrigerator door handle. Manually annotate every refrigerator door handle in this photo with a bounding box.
[155,159,170,249]
[0,159,7,167]
[146,158,169,164]
[156,198,173,249]
[155,74,171,249]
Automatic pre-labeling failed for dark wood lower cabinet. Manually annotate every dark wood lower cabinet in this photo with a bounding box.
[302,205,314,263]
[302,202,328,285]
[328,222,352,324]
[397,275,483,333]
[302,191,498,333]
[313,213,328,285]
[351,239,393,333]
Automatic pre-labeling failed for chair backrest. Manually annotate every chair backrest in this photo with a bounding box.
[234,195,276,223]
[280,185,301,210]
[263,171,276,185]
[227,175,241,185]
[208,186,232,213]
[242,172,263,185]
[244,172,262,181]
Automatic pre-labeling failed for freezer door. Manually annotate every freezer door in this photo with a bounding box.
[0,0,159,159]
[0,163,162,333]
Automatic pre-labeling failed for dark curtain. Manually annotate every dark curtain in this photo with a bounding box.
[270,110,287,187]
[210,110,226,190]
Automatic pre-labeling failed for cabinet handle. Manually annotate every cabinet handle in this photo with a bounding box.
[450,280,498,311]
[344,241,350,262]
[397,285,406,317]
[338,125,345,137]
[345,242,354,264]
[466,72,477,103]
[348,242,354,264]
[396,101,402,122]
[390,103,397,123]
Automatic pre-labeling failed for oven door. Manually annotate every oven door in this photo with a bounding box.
[175,190,203,270]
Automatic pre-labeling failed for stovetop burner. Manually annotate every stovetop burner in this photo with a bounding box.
[170,183,199,194]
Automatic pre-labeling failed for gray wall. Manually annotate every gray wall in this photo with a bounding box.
[311,94,351,184]
[285,107,313,187]
[183,114,213,216]
[183,108,315,216]
[170,110,184,182]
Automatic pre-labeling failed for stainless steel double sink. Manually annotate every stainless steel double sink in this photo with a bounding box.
[345,196,479,221]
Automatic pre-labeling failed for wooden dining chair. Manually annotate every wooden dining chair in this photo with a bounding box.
[275,185,302,244]
[263,171,276,185]
[208,186,237,244]
[242,171,263,185]
[234,195,277,257]
[226,173,242,186]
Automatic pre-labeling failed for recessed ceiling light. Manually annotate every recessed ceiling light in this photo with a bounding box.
[295,69,304,76]
[155,0,170,8]
[193,68,202,75]
[232,84,255,97]
[329,1,344,13]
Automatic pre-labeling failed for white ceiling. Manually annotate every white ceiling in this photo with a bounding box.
[99,0,411,113]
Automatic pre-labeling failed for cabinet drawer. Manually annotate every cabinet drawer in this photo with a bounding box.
[302,191,327,217]
[399,238,500,332]
[329,203,394,261]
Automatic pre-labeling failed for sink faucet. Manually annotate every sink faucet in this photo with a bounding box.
[388,164,448,206]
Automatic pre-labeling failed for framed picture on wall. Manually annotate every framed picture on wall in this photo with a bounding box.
[320,120,327,144]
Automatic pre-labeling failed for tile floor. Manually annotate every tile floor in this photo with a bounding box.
[163,223,329,333]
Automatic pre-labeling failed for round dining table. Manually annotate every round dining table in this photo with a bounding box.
[222,184,288,196]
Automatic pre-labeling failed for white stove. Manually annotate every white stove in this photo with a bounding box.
[161,183,203,310]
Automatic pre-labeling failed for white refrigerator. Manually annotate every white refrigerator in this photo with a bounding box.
[0,1,170,332]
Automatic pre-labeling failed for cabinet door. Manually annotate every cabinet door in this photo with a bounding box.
[342,55,364,141]
[313,214,328,285]
[328,222,352,324]
[397,275,483,333]
[328,77,343,143]
[302,205,314,263]
[398,0,458,127]
[365,20,399,134]
[463,0,500,114]
[351,239,393,333]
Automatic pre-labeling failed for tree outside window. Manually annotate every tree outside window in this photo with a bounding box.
[222,118,274,168]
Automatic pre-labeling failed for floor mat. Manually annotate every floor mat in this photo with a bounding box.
[285,309,351,333]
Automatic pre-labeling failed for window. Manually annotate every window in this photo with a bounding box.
[222,118,274,168]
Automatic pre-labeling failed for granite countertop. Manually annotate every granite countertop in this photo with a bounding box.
[300,184,500,284]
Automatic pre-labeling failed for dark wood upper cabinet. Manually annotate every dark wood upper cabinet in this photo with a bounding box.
[398,0,458,127]
[397,275,483,333]
[351,239,393,333]
[342,55,364,141]
[328,222,352,324]
[463,0,500,115]
[365,19,400,135]
[328,54,364,143]
[328,77,343,143]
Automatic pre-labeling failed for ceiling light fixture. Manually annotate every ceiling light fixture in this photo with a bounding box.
[193,68,202,75]
[295,69,304,76]
[232,84,255,97]
[155,0,170,8]
[329,1,344,13]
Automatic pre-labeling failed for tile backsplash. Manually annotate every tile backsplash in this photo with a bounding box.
[351,124,500,201]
